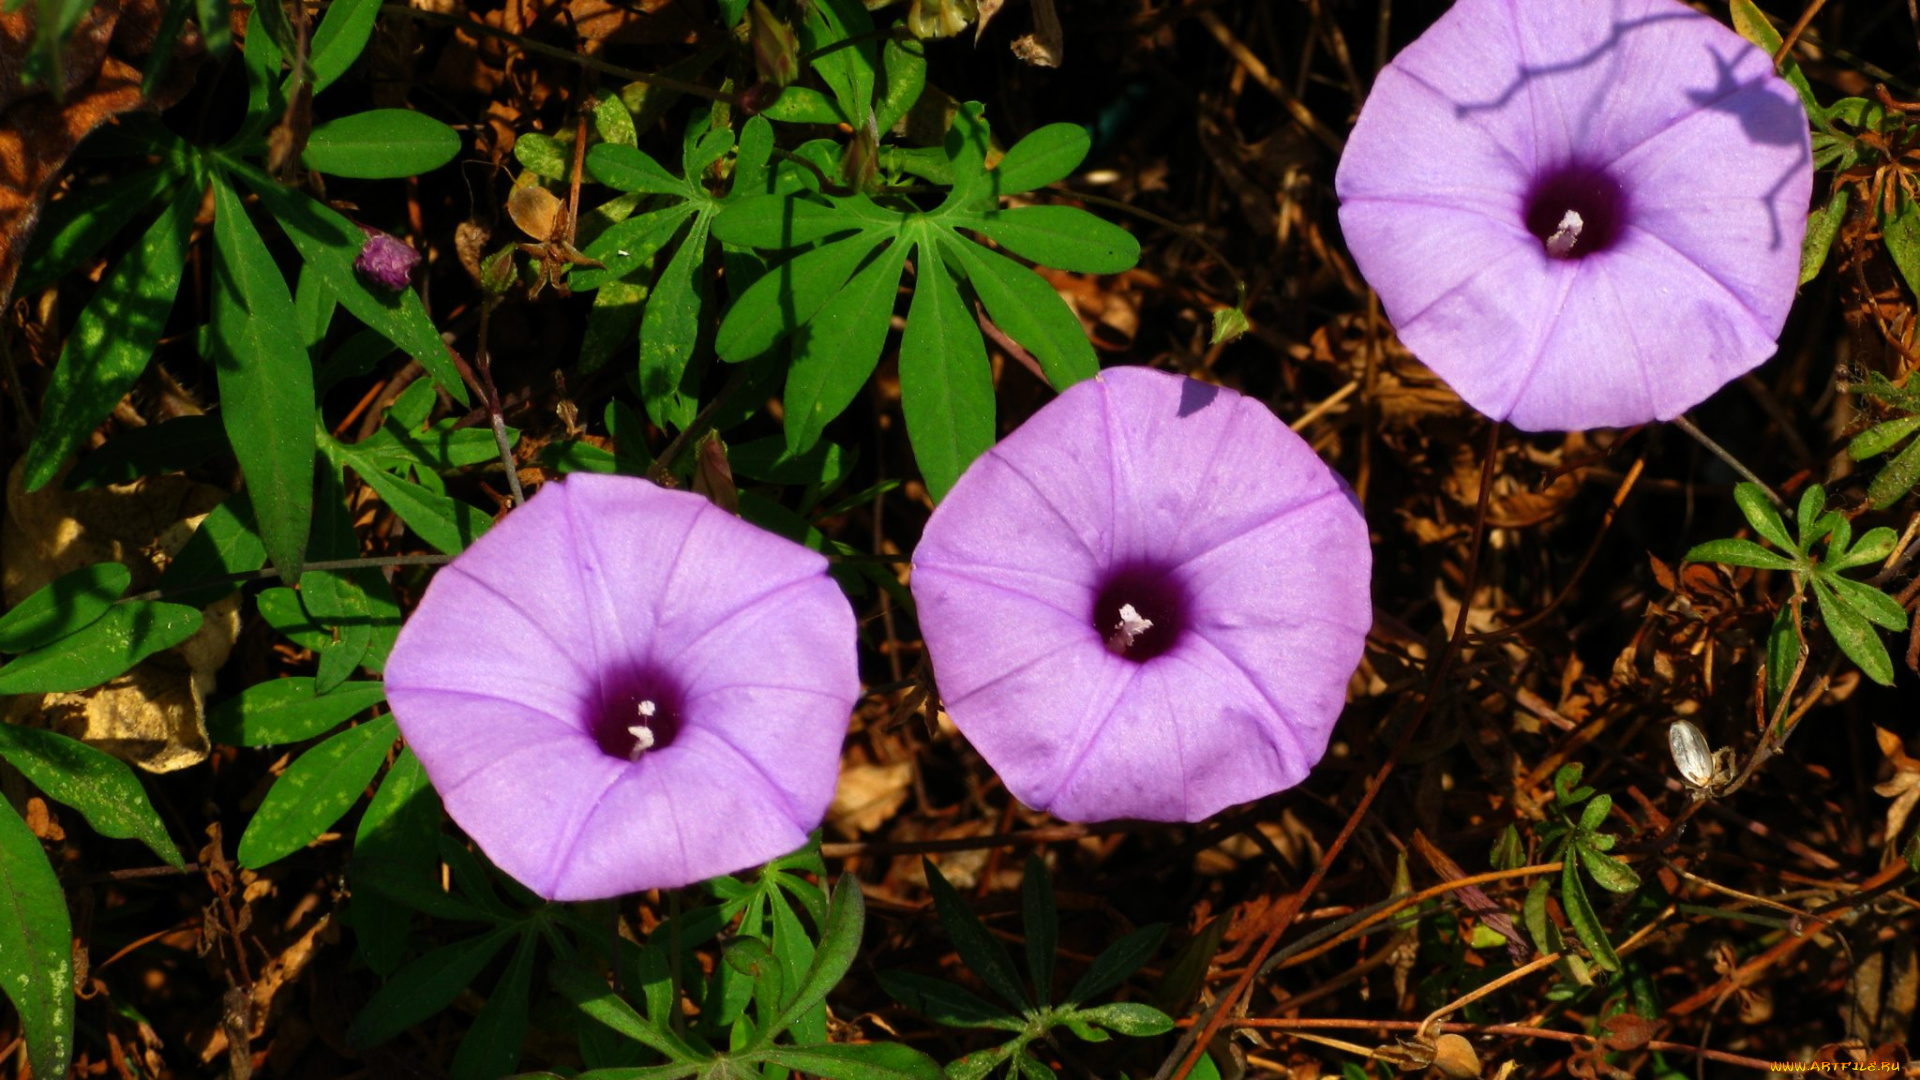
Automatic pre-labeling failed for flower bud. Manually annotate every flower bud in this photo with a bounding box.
[355,232,421,291]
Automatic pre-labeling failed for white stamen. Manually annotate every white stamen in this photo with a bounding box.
[627,700,658,760]
[1545,209,1584,257]
[1105,603,1154,654]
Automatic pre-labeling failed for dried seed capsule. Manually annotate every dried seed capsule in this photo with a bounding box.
[1668,720,1715,789]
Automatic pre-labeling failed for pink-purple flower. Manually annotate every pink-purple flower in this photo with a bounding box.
[910,367,1372,823]
[355,232,422,291]
[384,474,858,900]
[1335,0,1812,431]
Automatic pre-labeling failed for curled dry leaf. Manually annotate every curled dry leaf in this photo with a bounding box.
[1,459,239,772]
[828,760,913,838]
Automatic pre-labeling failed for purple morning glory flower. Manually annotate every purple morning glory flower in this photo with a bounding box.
[1335,0,1812,431]
[384,474,859,900]
[910,367,1372,823]
[354,232,422,291]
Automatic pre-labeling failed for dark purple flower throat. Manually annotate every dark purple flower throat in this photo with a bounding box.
[1093,563,1187,662]
[592,664,685,760]
[1523,163,1628,259]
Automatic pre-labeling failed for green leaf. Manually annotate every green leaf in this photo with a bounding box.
[1848,415,1920,462]
[210,172,315,583]
[516,134,570,180]
[921,857,1029,1012]
[306,0,379,93]
[574,204,691,293]
[1834,526,1900,571]
[758,85,850,125]
[1020,854,1057,1004]
[1866,430,1920,510]
[64,414,228,490]
[0,801,73,1080]
[716,229,890,363]
[639,215,710,431]
[900,234,994,502]
[1733,482,1794,552]
[799,0,877,125]
[944,1043,1016,1080]
[550,961,703,1063]
[0,562,131,653]
[1577,844,1641,895]
[303,109,461,178]
[349,749,438,974]
[1576,792,1612,833]
[241,171,468,405]
[1066,924,1166,1005]
[712,194,887,250]
[1820,573,1910,632]
[1801,189,1849,285]
[352,460,492,554]
[23,180,196,491]
[154,491,269,607]
[1766,602,1800,718]
[1884,194,1920,302]
[1795,484,1827,546]
[945,234,1097,390]
[237,715,398,868]
[992,124,1090,195]
[450,932,537,1080]
[1728,0,1824,124]
[207,678,387,745]
[1560,856,1621,973]
[349,926,519,1048]
[877,971,1022,1030]
[0,601,202,694]
[760,875,866,1046]
[1812,575,1896,685]
[16,164,182,297]
[0,724,181,866]
[588,144,689,196]
[873,37,926,134]
[969,207,1139,274]
[1068,1001,1175,1037]
[750,1042,946,1080]
[783,238,909,452]
[195,0,230,57]
[1682,538,1795,572]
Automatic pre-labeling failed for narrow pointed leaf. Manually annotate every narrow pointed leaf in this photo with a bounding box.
[303,109,461,178]
[716,231,888,361]
[1576,844,1641,894]
[899,236,993,502]
[783,238,909,452]
[1069,1001,1175,1037]
[750,1042,946,1080]
[0,601,202,694]
[761,875,865,1046]
[1733,482,1794,552]
[0,725,182,865]
[639,214,710,431]
[307,0,379,93]
[450,933,538,1080]
[1560,857,1621,972]
[992,124,1090,195]
[238,716,398,868]
[588,144,689,196]
[0,802,73,1080]
[208,678,388,745]
[551,962,704,1062]
[1820,573,1910,631]
[970,207,1139,274]
[1812,576,1897,685]
[349,926,518,1048]
[1866,431,1920,510]
[1066,923,1166,1005]
[1020,854,1057,1004]
[0,562,130,654]
[921,857,1029,1011]
[876,971,1023,1030]
[1682,538,1795,571]
[944,234,1097,389]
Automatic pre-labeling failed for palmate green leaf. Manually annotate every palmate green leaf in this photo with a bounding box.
[1812,576,1897,686]
[716,231,889,361]
[1867,431,1920,510]
[922,858,1029,1012]
[784,238,910,453]
[207,677,387,745]
[1066,924,1166,1006]
[1820,572,1910,631]
[1848,415,1920,462]
[944,234,1096,390]
[1069,1001,1175,1038]
[307,0,379,93]
[351,925,520,1048]
[589,144,689,196]
[237,715,398,868]
[451,933,538,1080]
[992,124,1091,195]
[640,214,710,430]
[759,875,867,1047]
[575,204,691,292]
[900,231,994,502]
[0,724,181,865]
[210,173,315,582]
[749,1042,946,1080]
[966,206,1138,274]
[1682,538,1794,571]
[1802,189,1850,285]
[24,179,197,491]
[303,109,461,178]
[1577,843,1641,894]
[552,962,704,1063]
[1020,854,1058,1004]
[16,163,182,296]
[1559,856,1621,973]
[240,169,468,404]
[713,193,887,249]
[0,801,73,1080]
[0,601,201,694]
[877,971,1022,1030]
[0,562,130,653]
[1733,482,1795,552]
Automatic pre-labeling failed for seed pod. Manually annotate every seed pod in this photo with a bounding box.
[1431,1034,1482,1079]
[1668,719,1714,789]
